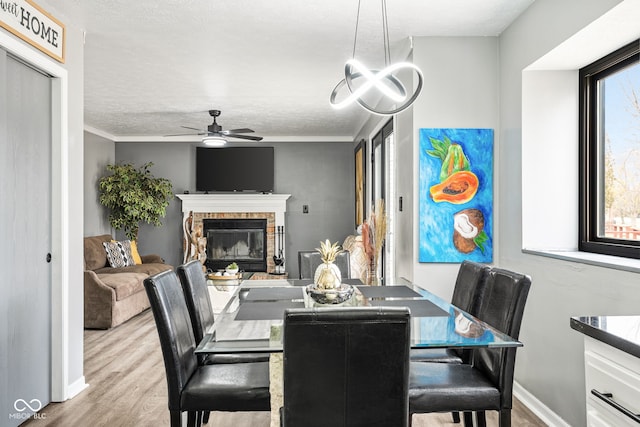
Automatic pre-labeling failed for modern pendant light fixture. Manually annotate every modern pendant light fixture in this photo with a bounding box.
[330,0,423,116]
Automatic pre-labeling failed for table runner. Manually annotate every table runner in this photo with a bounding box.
[369,299,449,317]
[245,287,304,301]
[356,285,422,298]
[235,300,305,321]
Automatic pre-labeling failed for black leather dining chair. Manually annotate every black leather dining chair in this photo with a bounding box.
[408,267,532,427]
[177,261,270,425]
[177,260,269,365]
[410,260,490,424]
[410,260,490,364]
[282,307,411,427]
[298,250,350,280]
[144,270,270,427]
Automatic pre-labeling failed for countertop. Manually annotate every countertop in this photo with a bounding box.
[570,315,640,359]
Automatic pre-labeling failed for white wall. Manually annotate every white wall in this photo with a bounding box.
[498,1,640,426]
[65,19,86,400]
[408,37,500,300]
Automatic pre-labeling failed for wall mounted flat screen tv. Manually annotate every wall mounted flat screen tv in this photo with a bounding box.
[196,146,274,192]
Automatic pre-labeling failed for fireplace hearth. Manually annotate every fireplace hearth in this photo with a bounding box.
[203,219,267,272]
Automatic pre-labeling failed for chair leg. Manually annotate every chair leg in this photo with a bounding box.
[452,411,461,423]
[203,411,210,424]
[187,411,198,427]
[463,411,473,427]
[170,410,182,427]
[499,409,511,427]
[476,411,487,427]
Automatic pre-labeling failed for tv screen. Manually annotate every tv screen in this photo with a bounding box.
[196,146,274,192]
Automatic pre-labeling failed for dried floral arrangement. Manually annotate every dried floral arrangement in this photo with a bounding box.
[361,199,387,283]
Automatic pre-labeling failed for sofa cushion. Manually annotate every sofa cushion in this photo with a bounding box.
[94,263,173,276]
[97,272,149,301]
[84,234,113,270]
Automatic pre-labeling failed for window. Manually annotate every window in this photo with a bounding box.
[580,40,640,259]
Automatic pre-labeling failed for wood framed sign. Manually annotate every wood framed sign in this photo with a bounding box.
[0,0,65,63]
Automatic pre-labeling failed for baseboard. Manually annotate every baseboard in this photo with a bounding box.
[66,376,89,400]
[513,381,571,427]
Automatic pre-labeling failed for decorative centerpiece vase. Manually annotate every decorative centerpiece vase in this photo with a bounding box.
[307,240,354,304]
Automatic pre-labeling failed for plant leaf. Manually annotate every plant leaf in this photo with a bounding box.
[473,231,489,255]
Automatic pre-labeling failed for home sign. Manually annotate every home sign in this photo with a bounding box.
[0,0,65,63]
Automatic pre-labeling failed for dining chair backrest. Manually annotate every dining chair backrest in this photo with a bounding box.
[144,269,199,412]
[298,250,351,280]
[283,307,410,427]
[472,267,531,409]
[451,260,490,316]
[176,260,214,344]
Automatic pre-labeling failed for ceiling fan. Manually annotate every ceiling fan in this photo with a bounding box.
[168,109,263,145]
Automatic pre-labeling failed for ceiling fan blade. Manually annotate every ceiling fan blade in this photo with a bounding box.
[181,125,206,132]
[225,133,263,141]
[221,128,254,134]
[164,132,207,136]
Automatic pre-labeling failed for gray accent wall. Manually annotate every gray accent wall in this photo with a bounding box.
[84,131,115,236]
[114,142,355,277]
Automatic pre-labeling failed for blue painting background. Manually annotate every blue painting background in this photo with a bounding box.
[418,128,494,263]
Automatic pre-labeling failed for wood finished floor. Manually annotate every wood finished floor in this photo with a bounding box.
[24,310,547,426]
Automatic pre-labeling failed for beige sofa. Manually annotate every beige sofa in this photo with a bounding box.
[84,234,173,329]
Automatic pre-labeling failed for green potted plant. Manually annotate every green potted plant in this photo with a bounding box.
[225,262,239,274]
[99,162,173,240]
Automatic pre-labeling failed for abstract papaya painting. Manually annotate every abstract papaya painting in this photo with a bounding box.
[419,128,493,263]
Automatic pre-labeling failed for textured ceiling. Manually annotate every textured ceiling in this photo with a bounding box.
[41,0,534,142]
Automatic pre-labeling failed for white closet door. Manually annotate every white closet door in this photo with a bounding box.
[0,48,52,425]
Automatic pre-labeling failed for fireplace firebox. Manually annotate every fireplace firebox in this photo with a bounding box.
[202,219,267,272]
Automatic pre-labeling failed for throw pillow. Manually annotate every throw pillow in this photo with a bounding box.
[130,240,143,265]
[103,240,135,268]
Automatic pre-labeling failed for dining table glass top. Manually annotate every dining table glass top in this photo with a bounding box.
[195,277,522,354]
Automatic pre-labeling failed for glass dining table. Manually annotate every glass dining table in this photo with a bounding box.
[195,277,522,355]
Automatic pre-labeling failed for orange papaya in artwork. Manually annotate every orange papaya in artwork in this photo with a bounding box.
[429,170,479,204]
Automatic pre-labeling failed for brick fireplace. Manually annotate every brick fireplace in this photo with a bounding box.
[176,193,290,273]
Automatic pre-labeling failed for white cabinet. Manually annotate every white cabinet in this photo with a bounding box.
[584,337,640,426]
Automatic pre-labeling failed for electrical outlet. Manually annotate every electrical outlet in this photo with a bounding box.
[303,205,309,214]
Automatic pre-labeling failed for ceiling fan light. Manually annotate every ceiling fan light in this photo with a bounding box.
[202,136,227,147]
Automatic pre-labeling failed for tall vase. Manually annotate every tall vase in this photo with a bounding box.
[366,258,381,286]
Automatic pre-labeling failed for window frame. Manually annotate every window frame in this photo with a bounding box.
[579,39,640,259]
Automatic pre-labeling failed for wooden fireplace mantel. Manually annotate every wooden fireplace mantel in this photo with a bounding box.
[176,193,291,215]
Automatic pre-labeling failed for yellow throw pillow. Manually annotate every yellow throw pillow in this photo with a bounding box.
[130,240,143,265]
